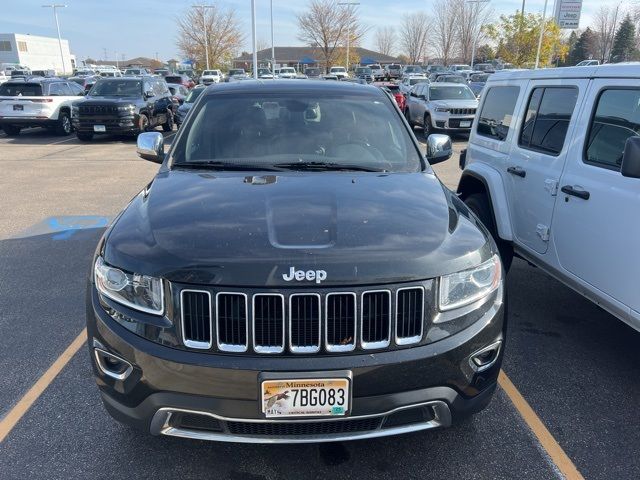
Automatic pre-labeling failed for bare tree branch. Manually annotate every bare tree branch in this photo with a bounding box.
[430,0,458,65]
[375,26,396,57]
[399,12,430,64]
[454,0,494,64]
[593,5,622,63]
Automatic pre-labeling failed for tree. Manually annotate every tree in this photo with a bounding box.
[297,0,366,72]
[375,26,396,57]
[399,13,430,64]
[176,5,244,70]
[431,0,458,65]
[475,44,495,63]
[485,12,567,67]
[611,14,639,62]
[567,27,597,65]
[593,5,621,63]
[454,0,494,64]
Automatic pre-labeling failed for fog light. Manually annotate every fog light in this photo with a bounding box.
[469,340,502,372]
[93,339,133,380]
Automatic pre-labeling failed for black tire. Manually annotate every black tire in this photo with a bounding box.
[76,132,93,141]
[162,110,174,132]
[464,193,513,271]
[55,111,72,136]
[423,114,433,138]
[404,108,412,126]
[3,124,21,136]
[138,114,150,134]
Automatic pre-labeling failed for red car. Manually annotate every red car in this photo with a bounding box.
[374,81,405,111]
[165,74,195,89]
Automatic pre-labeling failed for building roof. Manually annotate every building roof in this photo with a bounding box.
[233,47,401,64]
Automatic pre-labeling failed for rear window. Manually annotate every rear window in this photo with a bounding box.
[0,82,42,96]
[165,76,182,83]
[477,86,520,141]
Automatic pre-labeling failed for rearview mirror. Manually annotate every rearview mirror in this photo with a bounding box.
[136,132,164,164]
[426,134,452,165]
[621,136,640,178]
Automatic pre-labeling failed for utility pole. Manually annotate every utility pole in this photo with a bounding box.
[534,0,549,69]
[193,4,215,70]
[338,2,359,73]
[251,0,258,78]
[270,0,276,72]
[42,4,68,74]
[467,0,490,68]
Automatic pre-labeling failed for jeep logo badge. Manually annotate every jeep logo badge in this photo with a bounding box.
[282,267,327,284]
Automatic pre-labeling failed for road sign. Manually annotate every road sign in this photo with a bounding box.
[554,0,582,29]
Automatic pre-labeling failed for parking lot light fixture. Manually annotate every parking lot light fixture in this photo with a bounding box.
[42,4,68,75]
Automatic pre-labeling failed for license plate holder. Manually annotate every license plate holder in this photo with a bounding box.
[94,125,106,132]
[260,371,352,418]
[460,120,471,128]
[13,104,23,111]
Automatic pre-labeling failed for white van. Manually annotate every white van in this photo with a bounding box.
[456,64,640,331]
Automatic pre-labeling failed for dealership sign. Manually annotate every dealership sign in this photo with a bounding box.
[554,0,582,29]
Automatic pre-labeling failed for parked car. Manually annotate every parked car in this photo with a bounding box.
[304,67,321,79]
[87,79,505,443]
[472,63,495,73]
[404,82,478,136]
[72,76,174,140]
[576,59,600,66]
[468,73,491,97]
[425,65,447,75]
[434,74,466,84]
[403,65,424,76]
[369,64,385,81]
[226,68,248,82]
[175,85,206,127]
[449,64,473,75]
[384,63,403,80]
[31,69,56,78]
[0,77,84,136]
[278,67,297,79]
[354,66,374,83]
[200,69,222,84]
[399,75,429,97]
[329,66,348,79]
[10,69,31,79]
[73,68,97,76]
[321,74,339,81]
[154,68,170,76]
[124,68,150,76]
[165,74,194,89]
[257,68,275,79]
[168,84,190,105]
[375,81,405,111]
[457,64,639,332]
[99,71,122,78]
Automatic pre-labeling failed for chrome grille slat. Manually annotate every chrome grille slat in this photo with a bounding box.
[181,290,212,349]
[450,108,476,116]
[253,294,285,353]
[395,287,424,345]
[289,293,321,353]
[216,292,248,352]
[361,290,391,349]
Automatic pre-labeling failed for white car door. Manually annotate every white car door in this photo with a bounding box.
[504,79,588,255]
[552,79,640,327]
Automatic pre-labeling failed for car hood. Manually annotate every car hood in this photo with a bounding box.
[78,96,141,105]
[430,99,478,109]
[103,170,491,287]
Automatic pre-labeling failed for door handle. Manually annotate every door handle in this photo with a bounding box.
[561,185,590,200]
[507,166,526,178]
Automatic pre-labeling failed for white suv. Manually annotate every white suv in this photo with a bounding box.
[329,66,348,79]
[200,69,222,85]
[457,64,640,331]
[0,78,84,136]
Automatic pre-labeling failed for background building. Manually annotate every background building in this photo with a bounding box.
[0,33,75,74]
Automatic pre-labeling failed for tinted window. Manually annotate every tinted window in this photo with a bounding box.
[586,89,640,170]
[0,82,42,96]
[429,85,476,100]
[48,83,65,96]
[184,88,204,104]
[165,76,182,84]
[89,80,142,96]
[477,86,520,141]
[68,82,84,94]
[518,87,578,156]
[173,93,421,172]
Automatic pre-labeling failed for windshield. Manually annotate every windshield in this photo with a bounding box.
[281,68,295,73]
[203,70,216,75]
[172,93,422,172]
[229,69,245,75]
[356,68,372,74]
[330,67,345,72]
[388,65,401,70]
[124,69,140,75]
[405,66,422,73]
[185,88,205,104]
[429,85,476,100]
[89,79,142,96]
[0,83,42,96]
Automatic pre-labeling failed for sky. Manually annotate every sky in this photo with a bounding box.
[2,0,601,62]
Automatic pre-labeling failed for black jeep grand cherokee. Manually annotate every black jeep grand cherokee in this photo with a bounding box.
[87,81,505,443]
[72,76,175,140]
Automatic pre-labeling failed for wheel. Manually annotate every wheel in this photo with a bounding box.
[138,114,150,134]
[55,111,72,136]
[76,132,93,141]
[464,193,513,271]
[3,124,21,136]
[162,110,174,132]
[423,114,433,138]
[404,108,412,126]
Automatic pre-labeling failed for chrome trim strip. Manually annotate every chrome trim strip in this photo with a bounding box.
[288,293,321,354]
[469,340,502,372]
[215,292,249,353]
[180,289,213,349]
[360,289,392,350]
[151,401,451,444]
[395,286,425,346]
[325,292,357,352]
[252,293,286,354]
[93,348,133,381]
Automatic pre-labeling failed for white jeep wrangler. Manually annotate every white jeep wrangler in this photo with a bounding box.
[457,64,640,332]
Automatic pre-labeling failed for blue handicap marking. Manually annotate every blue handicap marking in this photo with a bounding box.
[46,215,110,240]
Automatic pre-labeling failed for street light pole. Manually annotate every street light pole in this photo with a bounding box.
[270,0,276,72]
[193,4,215,70]
[534,0,549,69]
[338,2,359,72]
[42,4,67,75]
[251,0,257,78]
[467,0,490,68]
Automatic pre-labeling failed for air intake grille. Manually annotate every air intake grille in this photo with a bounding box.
[216,293,248,352]
[450,108,476,116]
[78,104,119,115]
[181,290,212,349]
[253,294,285,353]
[361,291,391,349]
[226,418,382,436]
[325,293,356,352]
[289,294,321,353]
[396,287,424,344]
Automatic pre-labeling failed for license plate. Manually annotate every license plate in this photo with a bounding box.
[460,121,471,127]
[261,378,349,418]
[13,104,23,111]
[94,125,106,132]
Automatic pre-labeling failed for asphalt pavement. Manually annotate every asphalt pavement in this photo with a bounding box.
[0,126,638,479]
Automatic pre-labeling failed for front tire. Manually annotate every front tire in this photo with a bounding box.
[162,110,174,132]
[423,114,433,138]
[138,114,150,134]
[55,111,72,136]
[464,193,513,271]
[3,125,21,136]
[404,108,412,127]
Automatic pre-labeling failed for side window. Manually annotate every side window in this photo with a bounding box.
[585,88,640,171]
[68,82,84,95]
[476,86,520,141]
[518,86,578,156]
[143,82,153,95]
[48,83,63,96]
[59,83,73,96]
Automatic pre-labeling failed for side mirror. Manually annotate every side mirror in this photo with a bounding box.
[144,90,155,99]
[136,132,164,164]
[426,134,452,165]
[621,136,640,178]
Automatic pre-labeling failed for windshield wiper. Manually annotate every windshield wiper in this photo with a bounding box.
[174,161,285,171]
[273,161,387,172]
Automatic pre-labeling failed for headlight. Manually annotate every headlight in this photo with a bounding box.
[435,107,449,112]
[438,255,501,311]
[94,256,164,315]
[117,104,135,112]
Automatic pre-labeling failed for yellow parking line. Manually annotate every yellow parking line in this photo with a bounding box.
[0,328,87,443]
[499,370,584,480]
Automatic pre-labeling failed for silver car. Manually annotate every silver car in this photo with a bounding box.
[404,82,478,136]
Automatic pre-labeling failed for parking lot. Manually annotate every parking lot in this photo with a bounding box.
[0,126,639,480]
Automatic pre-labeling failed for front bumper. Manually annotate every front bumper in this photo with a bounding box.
[0,117,58,127]
[87,285,505,443]
[431,113,475,131]
[72,114,140,134]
